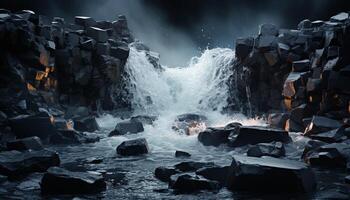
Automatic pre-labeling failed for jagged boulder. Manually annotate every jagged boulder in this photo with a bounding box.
[247,142,285,158]
[154,167,180,182]
[228,155,317,193]
[304,116,341,136]
[6,136,43,151]
[0,150,60,179]
[229,126,291,147]
[170,174,220,193]
[41,167,106,194]
[73,116,100,133]
[198,127,232,146]
[116,138,149,156]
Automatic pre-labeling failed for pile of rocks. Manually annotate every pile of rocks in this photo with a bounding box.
[231,12,350,124]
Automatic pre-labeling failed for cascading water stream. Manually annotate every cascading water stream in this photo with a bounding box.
[98,46,265,159]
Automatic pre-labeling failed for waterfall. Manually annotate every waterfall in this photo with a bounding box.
[124,46,235,118]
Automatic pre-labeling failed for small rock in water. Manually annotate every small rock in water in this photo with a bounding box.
[195,166,231,186]
[116,138,149,156]
[130,115,157,125]
[41,167,106,194]
[175,150,191,158]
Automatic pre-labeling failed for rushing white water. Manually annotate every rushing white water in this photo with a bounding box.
[98,46,265,157]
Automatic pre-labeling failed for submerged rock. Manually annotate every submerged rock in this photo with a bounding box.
[116,138,149,156]
[0,150,60,179]
[130,115,157,125]
[41,167,106,194]
[228,155,316,193]
[109,120,144,136]
[229,126,291,147]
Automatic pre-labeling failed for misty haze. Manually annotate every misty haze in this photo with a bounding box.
[0,0,350,199]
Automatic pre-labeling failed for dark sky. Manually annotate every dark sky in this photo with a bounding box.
[1,0,349,66]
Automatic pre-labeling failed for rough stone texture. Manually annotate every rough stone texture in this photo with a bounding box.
[41,167,106,194]
[198,127,232,146]
[116,138,149,156]
[228,155,317,193]
[6,136,43,151]
[229,126,291,147]
[0,150,60,179]
[170,174,220,193]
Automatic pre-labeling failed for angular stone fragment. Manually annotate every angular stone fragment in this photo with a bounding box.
[9,113,57,140]
[247,142,285,158]
[304,116,341,136]
[228,155,316,193]
[283,72,308,98]
[86,27,108,43]
[116,138,149,156]
[235,37,254,60]
[198,127,231,146]
[170,174,220,193]
[229,126,291,147]
[174,161,216,172]
[75,16,96,28]
[7,137,43,151]
[175,150,191,158]
[73,116,100,132]
[0,150,60,179]
[110,46,130,60]
[292,59,310,72]
[195,166,231,186]
[109,120,144,136]
[154,167,180,182]
[130,115,157,125]
[267,113,289,129]
[305,143,350,168]
[41,167,106,194]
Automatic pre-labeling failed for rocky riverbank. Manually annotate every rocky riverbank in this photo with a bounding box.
[0,8,350,199]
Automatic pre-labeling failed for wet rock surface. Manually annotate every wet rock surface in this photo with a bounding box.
[116,138,149,156]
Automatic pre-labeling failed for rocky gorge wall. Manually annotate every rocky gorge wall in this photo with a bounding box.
[231,12,350,132]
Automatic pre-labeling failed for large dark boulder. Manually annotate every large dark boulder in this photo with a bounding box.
[9,113,57,140]
[0,150,60,179]
[229,126,291,147]
[109,120,144,136]
[170,174,220,193]
[198,127,232,146]
[7,136,43,151]
[116,138,149,156]
[41,167,106,194]
[228,155,317,193]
